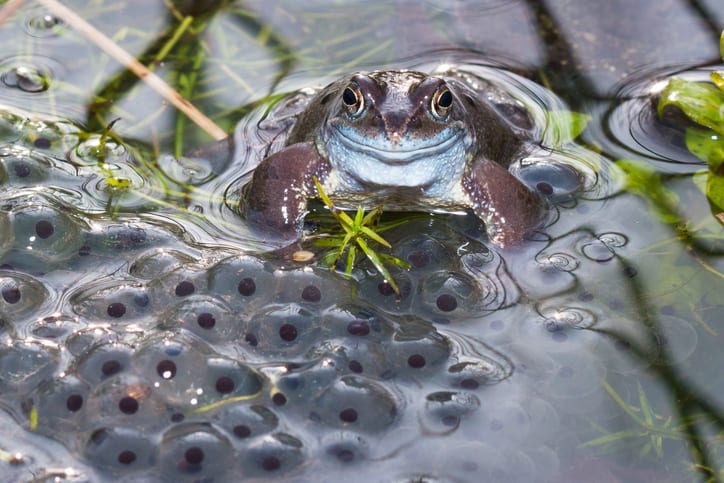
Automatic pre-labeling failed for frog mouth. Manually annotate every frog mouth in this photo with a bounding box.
[328,125,466,164]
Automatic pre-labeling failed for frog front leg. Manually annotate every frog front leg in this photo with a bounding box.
[242,142,331,240]
[463,159,543,247]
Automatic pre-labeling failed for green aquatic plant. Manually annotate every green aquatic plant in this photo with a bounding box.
[311,176,410,295]
[657,30,724,220]
[582,382,684,459]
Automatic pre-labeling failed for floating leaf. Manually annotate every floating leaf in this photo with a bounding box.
[658,78,724,136]
[685,127,724,169]
[685,128,724,218]
[706,171,724,216]
[542,110,591,147]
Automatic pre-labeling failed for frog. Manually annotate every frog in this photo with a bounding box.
[240,69,544,247]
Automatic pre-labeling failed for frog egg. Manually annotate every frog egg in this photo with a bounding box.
[237,432,305,476]
[146,266,208,312]
[242,303,322,359]
[74,343,134,386]
[4,196,87,266]
[446,355,514,390]
[26,375,93,440]
[356,271,414,316]
[159,423,234,479]
[419,391,481,434]
[321,431,369,465]
[130,333,215,401]
[513,158,584,204]
[392,233,458,274]
[310,375,400,433]
[652,315,698,366]
[69,279,151,323]
[0,147,52,186]
[206,254,276,311]
[129,248,199,280]
[212,404,280,443]
[203,357,264,404]
[271,266,353,308]
[157,296,242,343]
[83,426,157,474]
[0,271,51,322]
[85,374,170,432]
[532,351,607,414]
[0,340,60,395]
[384,316,451,376]
[415,270,485,323]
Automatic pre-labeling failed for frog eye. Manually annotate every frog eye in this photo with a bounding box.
[431,87,453,118]
[342,84,364,116]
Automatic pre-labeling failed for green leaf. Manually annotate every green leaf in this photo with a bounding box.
[712,71,724,92]
[706,171,724,214]
[360,225,391,248]
[685,127,724,170]
[685,128,724,217]
[615,160,680,224]
[720,29,724,61]
[357,237,400,295]
[580,429,643,448]
[658,78,724,136]
[542,110,591,147]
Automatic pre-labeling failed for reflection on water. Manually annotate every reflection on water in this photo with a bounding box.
[0,0,723,481]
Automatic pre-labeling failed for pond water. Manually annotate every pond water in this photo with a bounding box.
[0,1,723,482]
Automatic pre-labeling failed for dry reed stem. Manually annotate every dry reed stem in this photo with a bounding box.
[33,0,227,140]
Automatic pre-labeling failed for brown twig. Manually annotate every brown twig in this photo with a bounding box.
[34,0,228,141]
[0,0,27,28]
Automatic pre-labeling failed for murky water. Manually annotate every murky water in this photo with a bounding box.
[0,1,723,482]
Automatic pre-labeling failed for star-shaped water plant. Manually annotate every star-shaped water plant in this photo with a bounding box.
[311,176,410,295]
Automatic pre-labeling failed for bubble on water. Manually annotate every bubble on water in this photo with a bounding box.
[2,64,51,93]
[24,11,65,38]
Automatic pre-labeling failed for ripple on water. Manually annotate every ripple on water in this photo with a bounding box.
[23,10,65,38]
[600,65,712,171]
[0,55,62,98]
